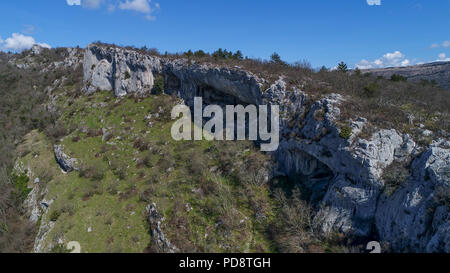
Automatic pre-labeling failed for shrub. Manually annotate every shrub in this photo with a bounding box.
[390,74,407,82]
[152,75,165,94]
[434,186,450,206]
[133,138,149,152]
[86,128,102,138]
[124,71,131,80]
[339,125,352,140]
[110,160,127,180]
[49,210,61,222]
[139,186,156,203]
[269,188,314,253]
[45,122,68,141]
[382,161,410,196]
[71,136,81,142]
[79,163,105,181]
[363,82,379,98]
[12,173,31,201]
[34,160,55,184]
[238,152,270,186]
[186,150,207,177]
[137,152,152,169]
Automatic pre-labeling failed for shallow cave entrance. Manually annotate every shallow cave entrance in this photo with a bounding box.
[195,85,245,106]
[273,152,335,205]
[163,72,181,95]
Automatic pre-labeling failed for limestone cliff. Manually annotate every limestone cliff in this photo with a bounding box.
[78,44,450,252]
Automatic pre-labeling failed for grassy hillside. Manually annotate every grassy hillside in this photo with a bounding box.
[16,90,275,252]
[12,86,355,253]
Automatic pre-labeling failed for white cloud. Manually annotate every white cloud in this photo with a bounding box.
[367,0,381,6]
[83,0,103,9]
[66,0,102,9]
[356,51,412,69]
[430,40,450,49]
[66,0,160,20]
[119,0,159,20]
[437,53,450,62]
[119,0,151,13]
[66,0,81,5]
[1,33,50,52]
[0,37,3,44]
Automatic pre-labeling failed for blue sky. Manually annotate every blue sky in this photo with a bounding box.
[0,0,449,68]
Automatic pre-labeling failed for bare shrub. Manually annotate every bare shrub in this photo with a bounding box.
[79,162,105,181]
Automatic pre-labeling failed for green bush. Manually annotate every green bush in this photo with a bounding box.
[49,210,61,222]
[12,173,31,201]
[390,74,407,82]
[339,125,352,140]
[152,75,165,94]
[50,244,71,253]
[110,160,127,180]
[363,82,379,97]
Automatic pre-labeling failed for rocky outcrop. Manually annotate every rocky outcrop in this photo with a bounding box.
[54,145,78,172]
[146,203,178,253]
[83,44,263,105]
[33,198,55,253]
[83,45,160,96]
[82,44,449,252]
[375,145,450,252]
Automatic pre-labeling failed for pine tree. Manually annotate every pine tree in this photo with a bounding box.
[233,50,243,60]
[337,61,348,73]
[270,52,284,65]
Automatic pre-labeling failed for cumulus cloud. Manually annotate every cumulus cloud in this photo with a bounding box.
[119,0,151,13]
[430,40,450,49]
[66,0,159,20]
[0,33,50,52]
[356,51,412,69]
[119,0,159,20]
[437,53,450,62]
[367,0,381,6]
[66,0,81,5]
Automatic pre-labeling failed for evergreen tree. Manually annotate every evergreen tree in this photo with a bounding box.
[233,50,244,60]
[337,61,348,73]
[270,52,284,65]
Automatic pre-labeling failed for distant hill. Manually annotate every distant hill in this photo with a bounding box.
[360,61,450,90]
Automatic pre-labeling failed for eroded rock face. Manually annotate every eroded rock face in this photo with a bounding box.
[163,59,262,106]
[54,145,78,172]
[376,146,450,252]
[83,44,161,96]
[146,203,178,253]
[81,44,449,252]
[83,44,263,105]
